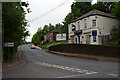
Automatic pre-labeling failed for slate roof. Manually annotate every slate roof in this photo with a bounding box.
[70,9,118,24]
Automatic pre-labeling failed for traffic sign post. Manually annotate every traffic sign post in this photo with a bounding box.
[4,42,14,64]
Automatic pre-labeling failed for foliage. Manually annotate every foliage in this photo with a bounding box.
[112,1,120,18]
[111,1,120,45]
[32,23,63,45]
[3,2,30,61]
[92,2,114,13]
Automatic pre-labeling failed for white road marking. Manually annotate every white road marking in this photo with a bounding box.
[91,71,98,74]
[85,73,92,74]
[76,69,81,70]
[57,74,89,78]
[32,60,98,75]
[107,74,117,77]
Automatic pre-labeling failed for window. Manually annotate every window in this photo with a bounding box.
[72,24,76,31]
[78,21,80,30]
[92,20,96,27]
[84,19,87,28]
[93,36,96,42]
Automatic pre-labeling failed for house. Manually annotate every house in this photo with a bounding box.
[68,10,119,45]
[44,28,60,43]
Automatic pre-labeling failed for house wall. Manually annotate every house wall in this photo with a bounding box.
[68,15,119,45]
[97,15,119,35]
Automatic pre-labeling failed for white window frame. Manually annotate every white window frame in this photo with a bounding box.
[92,19,96,27]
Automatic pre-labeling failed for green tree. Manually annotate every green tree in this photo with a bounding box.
[112,1,120,18]
[112,1,120,45]
[3,2,30,61]
[92,2,114,13]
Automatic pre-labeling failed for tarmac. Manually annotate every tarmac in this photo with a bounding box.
[48,51,119,63]
[2,46,119,73]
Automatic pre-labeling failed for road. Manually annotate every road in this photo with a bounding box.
[3,44,119,78]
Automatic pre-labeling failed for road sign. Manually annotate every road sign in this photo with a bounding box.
[4,42,14,47]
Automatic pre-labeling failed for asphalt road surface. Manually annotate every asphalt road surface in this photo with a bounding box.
[3,44,119,78]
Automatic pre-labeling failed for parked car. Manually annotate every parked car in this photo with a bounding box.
[31,45,36,49]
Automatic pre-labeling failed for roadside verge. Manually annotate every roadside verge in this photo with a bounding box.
[2,49,26,72]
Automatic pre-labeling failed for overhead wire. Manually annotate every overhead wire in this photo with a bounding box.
[28,0,70,23]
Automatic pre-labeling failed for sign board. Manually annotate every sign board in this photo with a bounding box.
[4,42,14,47]
[92,30,97,36]
[56,33,66,41]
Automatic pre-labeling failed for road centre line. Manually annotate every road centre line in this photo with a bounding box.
[57,74,90,78]
[31,60,98,75]
[107,74,117,77]
[27,59,99,75]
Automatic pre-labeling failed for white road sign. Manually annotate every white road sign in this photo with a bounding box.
[4,42,14,47]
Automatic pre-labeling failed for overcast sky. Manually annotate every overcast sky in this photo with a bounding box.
[21,0,96,42]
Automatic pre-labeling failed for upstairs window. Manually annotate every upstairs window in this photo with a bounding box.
[84,19,87,28]
[92,20,96,27]
[78,21,80,30]
[72,24,76,31]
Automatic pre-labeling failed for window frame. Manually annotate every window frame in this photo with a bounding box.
[78,21,80,30]
[72,24,76,31]
[92,19,96,27]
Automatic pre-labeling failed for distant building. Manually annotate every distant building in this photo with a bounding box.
[68,10,119,45]
[44,28,60,43]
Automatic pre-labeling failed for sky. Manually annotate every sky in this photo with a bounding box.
[21,0,97,42]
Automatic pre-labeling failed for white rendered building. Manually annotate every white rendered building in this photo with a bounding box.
[68,10,119,45]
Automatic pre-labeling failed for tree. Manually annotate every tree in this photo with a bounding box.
[112,1,120,18]
[71,2,92,19]
[2,2,30,61]
[92,2,114,13]
[112,1,120,45]
[49,23,54,31]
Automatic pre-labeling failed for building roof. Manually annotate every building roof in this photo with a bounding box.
[70,9,118,24]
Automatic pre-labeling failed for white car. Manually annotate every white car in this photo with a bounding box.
[31,45,36,49]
